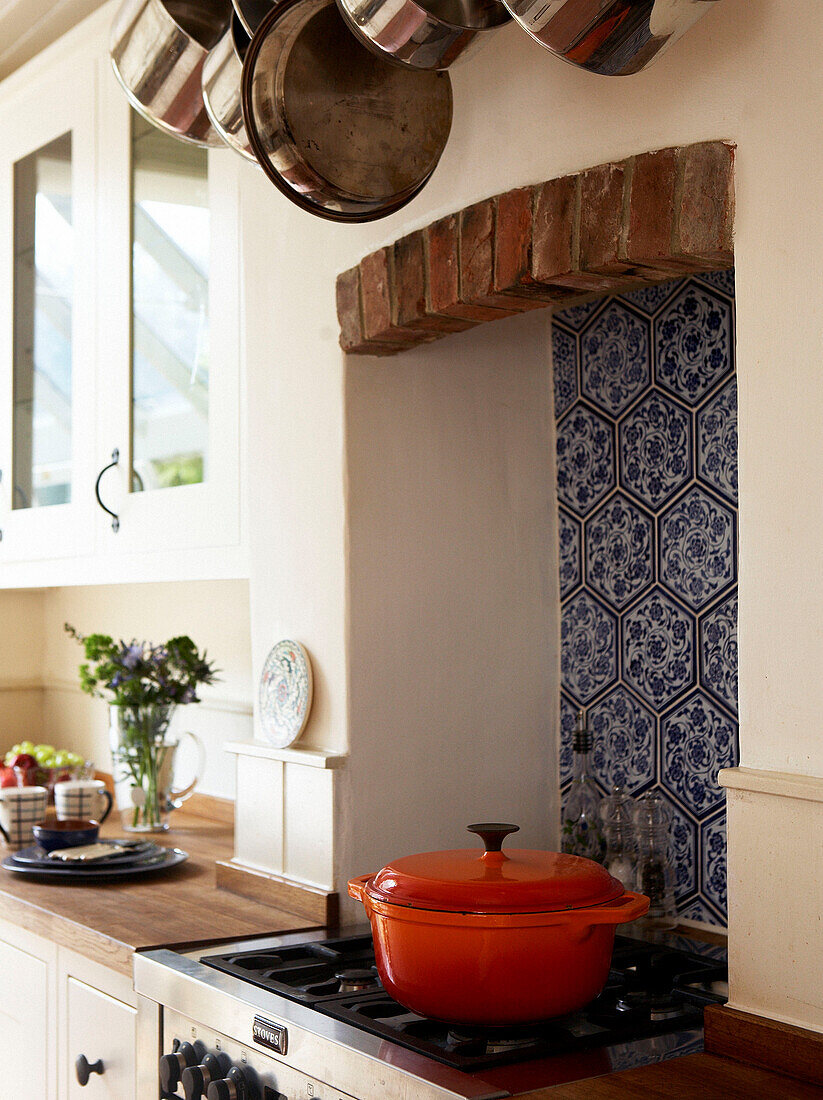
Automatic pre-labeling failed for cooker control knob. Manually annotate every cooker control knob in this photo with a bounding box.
[182,1054,222,1100]
[206,1066,248,1100]
[160,1042,198,1093]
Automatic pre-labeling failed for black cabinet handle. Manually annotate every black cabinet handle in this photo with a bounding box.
[75,1054,104,1086]
[94,449,120,533]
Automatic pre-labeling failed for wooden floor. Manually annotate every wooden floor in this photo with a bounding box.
[521,1053,823,1098]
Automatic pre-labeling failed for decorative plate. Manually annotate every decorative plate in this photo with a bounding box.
[1,847,188,881]
[258,640,314,748]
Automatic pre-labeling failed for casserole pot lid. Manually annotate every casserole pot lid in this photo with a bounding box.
[365,823,624,914]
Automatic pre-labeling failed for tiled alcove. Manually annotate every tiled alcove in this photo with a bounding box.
[554,268,738,925]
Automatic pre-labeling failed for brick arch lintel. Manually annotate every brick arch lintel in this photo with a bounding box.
[336,140,734,357]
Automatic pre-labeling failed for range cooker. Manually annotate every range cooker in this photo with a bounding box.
[135,925,727,1100]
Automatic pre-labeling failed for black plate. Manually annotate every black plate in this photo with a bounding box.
[1,847,188,881]
[11,840,159,868]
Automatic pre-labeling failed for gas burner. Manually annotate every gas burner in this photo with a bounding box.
[446,1025,557,1055]
[335,968,380,993]
[615,989,688,1022]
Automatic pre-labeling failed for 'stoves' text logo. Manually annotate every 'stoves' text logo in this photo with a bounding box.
[253,1015,288,1055]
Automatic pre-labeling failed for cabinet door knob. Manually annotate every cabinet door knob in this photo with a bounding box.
[94,449,121,533]
[75,1054,105,1085]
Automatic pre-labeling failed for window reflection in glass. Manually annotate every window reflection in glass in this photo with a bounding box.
[131,113,209,493]
[13,133,73,509]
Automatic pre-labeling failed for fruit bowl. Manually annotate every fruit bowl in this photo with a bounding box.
[13,761,94,798]
[3,743,93,801]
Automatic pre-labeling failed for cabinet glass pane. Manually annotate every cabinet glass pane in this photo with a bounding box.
[131,114,209,493]
[13,133,73,509]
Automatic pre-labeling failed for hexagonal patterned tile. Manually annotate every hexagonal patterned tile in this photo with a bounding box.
[661,691,738,818]
[623,280,682,316]
[659,487,736,611]
[555,298,604,332]
[678,897,724,925]
[655,283,733,405]
[700,593,738,714]
[558,508,582,599]
[552,324,578,420]
[556,405,615,516]
[559,693,578,787]
[589,686,655,794]
[697,377,738,504]
[694,267,735,299]
[581,301,651,417]
[701,809,727,917]
[585,493,654,609]
[561,590,618,705]
[622,587,695,709]
[619,389,692,510]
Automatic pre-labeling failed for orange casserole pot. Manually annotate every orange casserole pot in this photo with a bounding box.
[348,823,649,1025]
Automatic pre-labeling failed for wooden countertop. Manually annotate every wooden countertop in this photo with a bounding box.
[520,1052,823,1097]
[0,807,317,976]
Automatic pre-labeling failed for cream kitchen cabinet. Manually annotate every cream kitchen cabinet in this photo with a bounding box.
[0,915,158,1099]
[0,4,246,588]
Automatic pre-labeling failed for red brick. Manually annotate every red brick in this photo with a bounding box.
[676,141,735,266]
[360,247,435,347]
[425,212,509,322]
[532,175,578,283]
[336,267,364,352]
[579,162,628,275]
[626,148,677,264]
[393,232,471,335]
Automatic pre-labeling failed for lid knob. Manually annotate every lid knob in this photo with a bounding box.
[467,822,520,861]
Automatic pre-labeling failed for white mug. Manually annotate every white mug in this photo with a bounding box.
[55,779,113,824]
[0,786,48,849]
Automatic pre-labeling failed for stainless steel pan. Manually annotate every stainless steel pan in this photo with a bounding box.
[502,0,720,76]
[231,0,276,33]
[202,13,255,160]
[110,0,233,146]
[242,0,453,221]
[335,0,510,71]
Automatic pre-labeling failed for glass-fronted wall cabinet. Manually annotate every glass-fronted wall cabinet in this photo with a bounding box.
[0,54,96,563]
[0,26,244,582]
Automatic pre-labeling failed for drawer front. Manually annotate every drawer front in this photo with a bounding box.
[66,977,136,1099]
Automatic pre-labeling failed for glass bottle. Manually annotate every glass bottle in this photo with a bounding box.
[633,791,677,928]
[601,786,636,887]
[561,709,606,862]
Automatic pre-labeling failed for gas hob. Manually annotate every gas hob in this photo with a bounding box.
[136,926,727,1100]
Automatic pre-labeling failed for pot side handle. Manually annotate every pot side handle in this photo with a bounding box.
[347,874,373,903]
[556,891,650,926]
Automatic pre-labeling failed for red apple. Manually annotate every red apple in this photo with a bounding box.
[0,766,17,788]
[10,752,36,770]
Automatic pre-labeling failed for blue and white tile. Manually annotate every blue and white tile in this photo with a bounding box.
[559,693,578,787]
[697,377,738,504]
[700,593,738,714]
[558,507,582,599]
[585,493,654,609]
[619,389,692,510]
[701,809,728,918]
[555,297,604,332]
[589,686,656,794]
[622,587,695,709]
[581,301,651,417]
[655,283,733,405]
[552,324,578,420]
[556,404,616,517]
[661,690,738,818]
[694,267,736,300]
[623,280,682,316]
[679,897,724,926]
[561,590,618,705]
[659,487,736,611]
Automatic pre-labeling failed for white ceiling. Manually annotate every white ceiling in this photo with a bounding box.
[0,0,106,82]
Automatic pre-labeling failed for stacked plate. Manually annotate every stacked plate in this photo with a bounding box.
[2,839,188,882]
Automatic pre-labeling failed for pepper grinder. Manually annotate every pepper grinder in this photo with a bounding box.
[633,791,677,928]
[600,786,636,887]
[561,709,606,862]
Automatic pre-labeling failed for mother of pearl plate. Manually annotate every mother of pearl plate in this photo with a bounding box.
[258,640,314,747]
